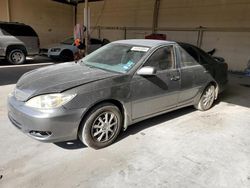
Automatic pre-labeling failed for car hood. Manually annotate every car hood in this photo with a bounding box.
[15,62,119,101]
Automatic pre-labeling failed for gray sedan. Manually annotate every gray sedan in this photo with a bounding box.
[8,39,228,149]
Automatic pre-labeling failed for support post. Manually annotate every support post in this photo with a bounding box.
[74,5,77,26]
[124,27,127,39]
[98,26,101,39]
[152,0,160,33]
[84,0,89,56]
[6,0,11,22]
[197,27,204,48]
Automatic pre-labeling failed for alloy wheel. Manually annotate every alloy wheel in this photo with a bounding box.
[91,111,118,143]
[202,86,215,110]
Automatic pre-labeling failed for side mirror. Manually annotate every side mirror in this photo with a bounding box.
[137,66,157,76]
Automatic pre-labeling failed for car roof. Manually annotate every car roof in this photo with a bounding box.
[112,39,176,48]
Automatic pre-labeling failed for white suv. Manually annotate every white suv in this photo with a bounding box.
[0,22,40,64]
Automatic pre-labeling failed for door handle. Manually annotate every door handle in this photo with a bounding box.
[170,75,180,81]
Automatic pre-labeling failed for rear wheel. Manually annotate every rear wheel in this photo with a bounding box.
[195,85,215,111]
[7,49,26,65]
[78,103,122,149]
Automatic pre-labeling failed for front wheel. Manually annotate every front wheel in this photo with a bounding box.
[7,49,26,65]
[78,103,122,149]
[195,85,215,111]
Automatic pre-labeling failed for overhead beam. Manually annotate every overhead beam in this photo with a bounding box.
[52,0,102,6]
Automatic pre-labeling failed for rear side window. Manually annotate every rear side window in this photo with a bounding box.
[181,45,199,62]
[178,46,198,67]
[0,24,37,37]
[195,47,214,64]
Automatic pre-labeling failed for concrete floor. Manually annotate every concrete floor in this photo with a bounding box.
[0,62,249,188]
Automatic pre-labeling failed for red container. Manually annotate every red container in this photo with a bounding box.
[145,33,167,40]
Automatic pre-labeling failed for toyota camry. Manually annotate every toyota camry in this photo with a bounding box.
[8,39,228,149]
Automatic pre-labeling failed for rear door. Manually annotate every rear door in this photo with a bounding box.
[131,45,181,119]
[176,45,208,106]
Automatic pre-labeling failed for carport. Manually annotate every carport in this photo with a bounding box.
[0,1,250,188]
[52,0,103,53]
[1,0,250,71]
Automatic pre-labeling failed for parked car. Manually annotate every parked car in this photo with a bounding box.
[8,39,228,149]
[41,37,109,61]
[0,22,40,64]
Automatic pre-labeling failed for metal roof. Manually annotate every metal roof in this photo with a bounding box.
[52,0,103,6]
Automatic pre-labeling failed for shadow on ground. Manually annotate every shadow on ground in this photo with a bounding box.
[54,106,196,150]
[54,139,86,150]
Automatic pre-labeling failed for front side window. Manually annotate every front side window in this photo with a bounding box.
[143,46,174,71]
[81,44,149,73]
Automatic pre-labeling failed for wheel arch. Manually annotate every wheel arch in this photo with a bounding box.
[77,99,128,135]
[6,44,27,56]
[59,49,74,61]
[194,80,219,105]
[60,49,73,56]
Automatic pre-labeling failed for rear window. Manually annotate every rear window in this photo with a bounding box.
[0,24,38,37]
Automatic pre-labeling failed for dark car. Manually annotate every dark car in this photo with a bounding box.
[8,39,228,149]
[0,22,40,64]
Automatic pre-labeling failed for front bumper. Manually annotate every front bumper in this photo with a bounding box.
[48,51,61,59]
[8,95,86,143]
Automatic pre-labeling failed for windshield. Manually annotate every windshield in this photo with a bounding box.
[61,37,74,45]
[80,43,149,73]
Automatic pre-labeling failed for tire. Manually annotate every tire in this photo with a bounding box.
[59,50,73,62]
[195,85,216,111]
[7,49,26,65]
[78,103,123,149]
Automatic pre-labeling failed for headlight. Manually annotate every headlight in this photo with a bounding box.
[25,93,76,109]
[50,48,61,52]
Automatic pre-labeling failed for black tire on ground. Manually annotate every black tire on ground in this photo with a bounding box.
[7,49,26,65]
[78,103,123,149]
[59,50,74,62]
[194,85,216,111]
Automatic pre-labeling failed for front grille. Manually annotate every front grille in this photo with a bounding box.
[14,88,30,101]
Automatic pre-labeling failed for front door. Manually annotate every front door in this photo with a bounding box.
[131,45,180,119]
